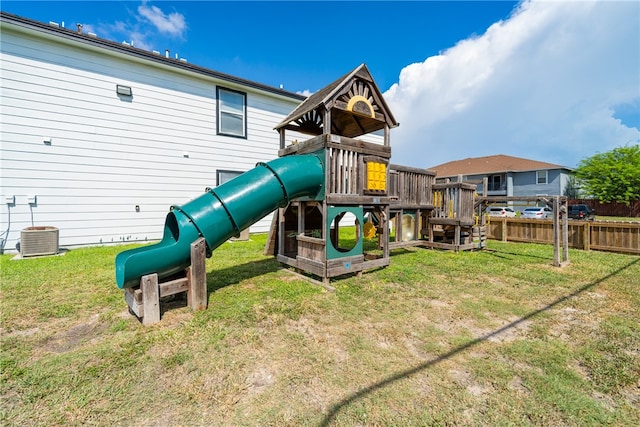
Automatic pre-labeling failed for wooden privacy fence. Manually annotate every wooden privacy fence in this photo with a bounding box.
[486,218,640,255]
[567,199,640,217]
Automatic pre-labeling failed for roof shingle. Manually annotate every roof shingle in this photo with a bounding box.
[429,154,570,177]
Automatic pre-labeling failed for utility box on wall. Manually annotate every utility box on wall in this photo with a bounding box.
[20,226,59,257]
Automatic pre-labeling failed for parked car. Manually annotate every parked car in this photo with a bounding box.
[521,207,552,219]
[486,206,517,218]
[568,204,595,221]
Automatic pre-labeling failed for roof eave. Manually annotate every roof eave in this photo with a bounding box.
[435,166,574,178]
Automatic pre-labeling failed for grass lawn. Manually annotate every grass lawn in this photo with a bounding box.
[1,235,639,426]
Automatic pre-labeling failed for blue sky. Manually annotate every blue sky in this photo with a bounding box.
[2,0,639,169]
[2,1,519,93]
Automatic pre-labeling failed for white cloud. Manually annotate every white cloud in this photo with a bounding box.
[91,2,187,53]
[80,23,96,35]
[384,0,640,169]
[128,31,153,51]
[137,3,186,37]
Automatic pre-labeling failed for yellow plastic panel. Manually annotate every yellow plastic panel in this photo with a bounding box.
[366,162,386,191]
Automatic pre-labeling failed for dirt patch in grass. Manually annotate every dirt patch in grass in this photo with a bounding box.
[1,327,40,338]
[449,368,493,396]
[508,375,530,395]
[403,336,435,361]
[40,314,106,354]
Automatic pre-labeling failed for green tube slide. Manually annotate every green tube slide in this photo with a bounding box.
[115,154,324,289]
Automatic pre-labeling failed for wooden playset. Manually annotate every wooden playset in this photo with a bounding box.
[119,64,485,324]
[265,64,484,286]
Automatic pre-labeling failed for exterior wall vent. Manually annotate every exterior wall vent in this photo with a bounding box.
[20,226,59,257]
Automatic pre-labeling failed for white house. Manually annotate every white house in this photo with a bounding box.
[0,12,312,253]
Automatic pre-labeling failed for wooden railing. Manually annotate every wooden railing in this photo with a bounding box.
[486,218,640,255]
[388,164,435,207]
[432,182,476,222]
[325,146,437,207]
[297,235,325,261]
[327,146,361,196]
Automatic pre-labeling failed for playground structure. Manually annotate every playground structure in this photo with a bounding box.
[115,64,483,323]
[265,64,483,286]
[475,192,570,267]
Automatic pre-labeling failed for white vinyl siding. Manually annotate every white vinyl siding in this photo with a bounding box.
[0,23,301,250]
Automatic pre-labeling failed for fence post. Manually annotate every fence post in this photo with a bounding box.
[583,221,591,251]
[501,218,507,242]
[561,199,569,265]
[553,197,560,266]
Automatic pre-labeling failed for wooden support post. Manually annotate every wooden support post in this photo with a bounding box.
[481,177,489,228]
[322,276,333,290]
[552,196,570,267]
[553,197,560,266]
[187,238,207,311]
[264,211,278,256]
[382,206,390,259]
[126,237,208,325]
[383,123,390,147]
[141,273,160,325]
[278,207,285,257]
[561,199,570,265]
[396,210,403,243]
[297,201,304,237]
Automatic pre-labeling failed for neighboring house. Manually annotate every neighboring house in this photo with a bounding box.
[0,12,317,252]
[429,154,573,199]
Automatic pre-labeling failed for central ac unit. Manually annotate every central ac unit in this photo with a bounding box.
[20,226,59,257]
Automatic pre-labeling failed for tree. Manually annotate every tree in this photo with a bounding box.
[573,145,640,205]
[563,175,582,199]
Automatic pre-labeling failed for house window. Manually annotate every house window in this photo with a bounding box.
[536,170,548,185]
[217,87,246,138]
[217,169,243,186]
[488,174,503,191]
